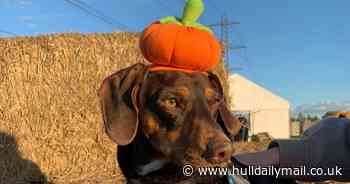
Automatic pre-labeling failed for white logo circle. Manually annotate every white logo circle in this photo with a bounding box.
[183,164,194,177]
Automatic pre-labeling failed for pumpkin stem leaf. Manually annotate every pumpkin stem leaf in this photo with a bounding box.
[158,0,213,34]
[182,0,204,24]
[188,22,213,34]
[160,16,182,25]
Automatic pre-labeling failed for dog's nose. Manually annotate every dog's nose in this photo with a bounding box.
[211,142,233,163]
[205,140,233,163]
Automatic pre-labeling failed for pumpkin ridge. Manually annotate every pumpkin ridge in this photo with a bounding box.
[146,27,162,63]
[208,36,214,71]
[142,28,156,63]
[151,24,171,64]
[169,26,182,66]
[140,24,160,62]
[142,23,159,43]
[161,24,180,65]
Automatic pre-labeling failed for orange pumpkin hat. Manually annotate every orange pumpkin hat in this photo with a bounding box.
[139,0,222,72]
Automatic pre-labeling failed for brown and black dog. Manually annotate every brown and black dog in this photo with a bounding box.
[98,63,242,182]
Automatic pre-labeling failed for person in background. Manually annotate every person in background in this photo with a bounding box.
[232,117,350,184]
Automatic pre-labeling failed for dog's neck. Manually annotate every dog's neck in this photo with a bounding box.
[134,134,169,176]
[136,159,168,176]
[117,129,169,178]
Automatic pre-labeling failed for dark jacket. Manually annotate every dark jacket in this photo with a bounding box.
[233,117,350,183]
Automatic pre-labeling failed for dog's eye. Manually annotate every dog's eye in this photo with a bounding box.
[215,96,222,103]
[208,95,222,106]
[164,97,177,108]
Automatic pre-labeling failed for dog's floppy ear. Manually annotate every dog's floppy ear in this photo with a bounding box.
[208,72,243,136]
[217,102,242,136]
[98,63,146,145]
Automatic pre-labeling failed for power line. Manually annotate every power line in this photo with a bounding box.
[0,30,17,36]
[75,0,127,28]
[208,15,245,72]
[207,21,240,27]
[70,0,128,30]
[64,0,128,30]
[204,1,248,72]
[75,0,128,30]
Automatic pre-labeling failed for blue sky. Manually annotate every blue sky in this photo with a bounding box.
[1,0,349,107]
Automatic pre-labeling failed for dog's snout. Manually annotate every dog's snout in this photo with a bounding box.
[204,139,233,163]
[211,143,233,162]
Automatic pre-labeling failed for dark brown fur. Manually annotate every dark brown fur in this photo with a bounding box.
[98,64,242,181]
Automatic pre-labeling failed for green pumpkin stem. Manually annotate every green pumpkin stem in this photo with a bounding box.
[181,0,204,25]
[159,0,213,33]
[160,16,182,25]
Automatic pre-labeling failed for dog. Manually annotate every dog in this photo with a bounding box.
[98,63,242,182]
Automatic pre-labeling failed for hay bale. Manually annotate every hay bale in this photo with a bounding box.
[250,132,273,144]
[0,32,229,184]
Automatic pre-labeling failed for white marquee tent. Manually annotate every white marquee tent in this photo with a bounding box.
[228,74,291,139]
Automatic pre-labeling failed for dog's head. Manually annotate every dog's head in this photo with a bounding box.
[99,63,242,169]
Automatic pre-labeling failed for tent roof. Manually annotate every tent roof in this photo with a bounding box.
[228,74,290,111]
